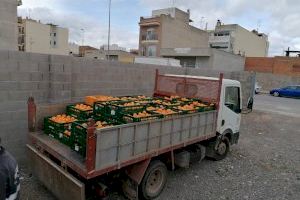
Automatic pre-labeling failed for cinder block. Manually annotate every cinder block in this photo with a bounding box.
[50,63,64,73]
[8,91,32,101]
[49,82,64,90]
[0,72,11,81]
[18,82,39,90]
[0,50,9,61]
[50,73,71,82]
[8,51,29,61]
[18,62,39,72]
[29,53,49,63]
[0,81,18,91]
[10,72,31,81]
[38,62,50,72]
[0,91,9,102]
[30,72,44,81]
[11,110,27,121]
[38,82,50,90]
[0,101,27,112]
[0,60,18,72]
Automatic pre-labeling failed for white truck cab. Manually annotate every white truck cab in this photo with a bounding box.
[164,74,242,146]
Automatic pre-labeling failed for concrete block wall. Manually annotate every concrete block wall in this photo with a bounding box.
[256,72,300,91]
[0,50,253,167]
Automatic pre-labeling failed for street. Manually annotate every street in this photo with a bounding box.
[254,94,300,117]
[19,94,300,200]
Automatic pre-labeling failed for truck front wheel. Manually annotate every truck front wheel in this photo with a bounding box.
[206,136,230,161]
[139,160,168,200]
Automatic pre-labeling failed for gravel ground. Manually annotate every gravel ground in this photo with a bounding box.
[19,110,300,200]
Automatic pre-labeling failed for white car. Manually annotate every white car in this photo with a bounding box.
[255,82,262,94]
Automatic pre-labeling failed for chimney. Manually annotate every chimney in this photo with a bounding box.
[216,19,221,27]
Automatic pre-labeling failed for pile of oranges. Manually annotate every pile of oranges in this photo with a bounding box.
[95,121,112,129]
[177,104,196,111]
[50,114,76,124]
[85,95,119,106]
[132,111,151,118]
[191,101,207,107]
[123,102,140,107]
[164,96,180,101]
[74,104,92,111]
[154,108,176,115]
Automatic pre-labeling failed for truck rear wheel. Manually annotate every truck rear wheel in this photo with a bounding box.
[139,160,168,200]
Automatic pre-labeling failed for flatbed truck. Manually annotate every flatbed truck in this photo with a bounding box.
[27,71,244,200]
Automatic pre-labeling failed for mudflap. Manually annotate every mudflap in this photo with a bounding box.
[27,144,86,200]
[123,159,151,200]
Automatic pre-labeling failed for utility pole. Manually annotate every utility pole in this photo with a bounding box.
[81,28,85,46]
[107,0,111,61]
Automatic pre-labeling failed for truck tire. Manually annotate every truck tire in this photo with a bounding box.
[206,137,230,161]
[139,160,168,200]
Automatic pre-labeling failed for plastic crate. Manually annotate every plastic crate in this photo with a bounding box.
[72,142,86,158]
[44,117,74,136]
[71,120,115,146]
[108,102,145,117]
[123,112,163,123]
[66,104,93,120]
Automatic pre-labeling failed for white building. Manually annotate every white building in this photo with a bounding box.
[0,0,22,51]
[18,18,69,55]
[209,20,269,57]
[100,44,127,51]
[69,42,80,56]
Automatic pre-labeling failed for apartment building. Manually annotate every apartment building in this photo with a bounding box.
[209,20,269,57]
[18,18,69,55]
[138,7,209,57]
[0,0,22,50]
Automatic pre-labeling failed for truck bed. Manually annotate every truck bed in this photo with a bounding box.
[30,110,217,179]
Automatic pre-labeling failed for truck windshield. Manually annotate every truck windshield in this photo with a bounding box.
[225,86,240,113]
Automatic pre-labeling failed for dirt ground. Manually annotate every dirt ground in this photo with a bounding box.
[19,109,300,200]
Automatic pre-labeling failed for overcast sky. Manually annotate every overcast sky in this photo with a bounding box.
[18,0,300,56]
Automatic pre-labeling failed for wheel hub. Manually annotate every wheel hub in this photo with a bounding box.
[146,169,163,194]
[217,142,227,155]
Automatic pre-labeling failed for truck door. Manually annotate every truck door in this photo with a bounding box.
[221,86,241,134]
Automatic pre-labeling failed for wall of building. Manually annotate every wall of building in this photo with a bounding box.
[234,26,268,57]
[24,20,69,55]
[0,0,18,50]
[245,57,300,76]
[160,15,209,49]
[0,50,254,168]
[256,72,300,91]
[210,49,245,71]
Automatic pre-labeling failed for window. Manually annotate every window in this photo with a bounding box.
[54,41,56,45]
[53,33,56,37]
[147,45,157,57]
[224,86,240,113]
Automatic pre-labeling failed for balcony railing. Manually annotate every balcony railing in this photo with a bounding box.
[141,34,158,41]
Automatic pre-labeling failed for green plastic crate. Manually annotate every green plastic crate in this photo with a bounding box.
[66,104,93,120]
[123,112,162,123]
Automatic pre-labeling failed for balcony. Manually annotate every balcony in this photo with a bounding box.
[209,35,230,44]
[141,34,158,43]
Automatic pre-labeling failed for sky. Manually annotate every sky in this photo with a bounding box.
[18,0,300,56]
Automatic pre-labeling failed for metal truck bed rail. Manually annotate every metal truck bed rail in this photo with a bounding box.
[94,110,217,170]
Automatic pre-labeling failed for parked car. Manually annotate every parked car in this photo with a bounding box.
[255,82,262,94]
[270,85,300,98]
